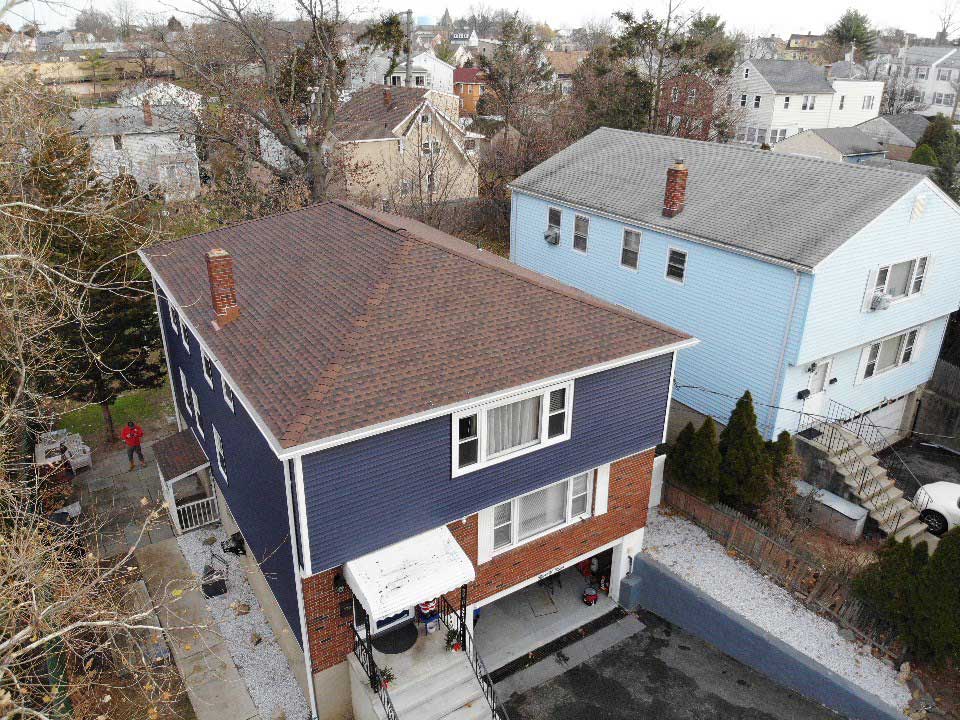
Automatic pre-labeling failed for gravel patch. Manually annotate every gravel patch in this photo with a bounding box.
[178,527,310,720]
[643,512,911,712]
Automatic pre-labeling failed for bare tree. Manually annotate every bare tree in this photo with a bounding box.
[572,18,614,52]
[937,0,959,43]
[112,0,136,40]
[881,66,930,114]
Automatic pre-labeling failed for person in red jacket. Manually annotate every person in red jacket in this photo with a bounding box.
[122,421,146,471]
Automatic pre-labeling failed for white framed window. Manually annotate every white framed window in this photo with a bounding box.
[783,96,790,109]
[671,86,680,102]
[213,425,227,482]
[621,229,641,269]
[112,134,123,150]
[192,387,204,437]
[666,248,687,283]
[771,128,787,143]
[179,316,190,353]
[490,472,593,553]
[169,305,180,336]
[802,95,815,110]
[862,95,875,110]
[944,93,956,107]
[938,67,952,81]
[201,350,215,388]
[753,94,761,108]
[875,256,928,299]
[746,126,757,143]
[839,95,845,110]
[451,382,574,476]
[687,87,697,102]
[862,328,920,380]
[222,377,235,412]
[916,66,928,79]
[179,369,193,417]
[743,67,750,79]
[756,128,767,144]
[420,111,431,124]
[573,215,589,253]
[739,94,747,107]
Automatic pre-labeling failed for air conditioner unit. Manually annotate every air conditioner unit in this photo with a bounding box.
[544,229,560,245]
[870,291,892,311]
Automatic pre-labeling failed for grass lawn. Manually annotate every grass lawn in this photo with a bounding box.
[60,383,175,449]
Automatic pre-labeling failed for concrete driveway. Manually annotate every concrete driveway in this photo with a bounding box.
[504,611,842,720]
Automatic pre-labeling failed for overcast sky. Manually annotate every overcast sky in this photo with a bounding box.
[18,0,953,41]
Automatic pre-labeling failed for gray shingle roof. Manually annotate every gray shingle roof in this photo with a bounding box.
[750,59,835,93]
[510,128,926,269]
[810,127,884,155]
[827,60,866,79]
[71,105,193,136]
[904,46,960,69]
[860,157,935,177]
[880,114,931,144]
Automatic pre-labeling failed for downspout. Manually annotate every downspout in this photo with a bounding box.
[767,270,803,438]
[283,458,319,720]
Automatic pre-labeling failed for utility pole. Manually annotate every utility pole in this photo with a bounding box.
[405,9,413,87]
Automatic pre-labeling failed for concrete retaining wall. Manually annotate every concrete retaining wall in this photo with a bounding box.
[620,555,902,720]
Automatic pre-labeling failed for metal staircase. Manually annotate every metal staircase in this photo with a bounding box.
[798,400,939,551]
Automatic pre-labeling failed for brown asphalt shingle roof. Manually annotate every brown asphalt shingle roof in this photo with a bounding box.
[152,429,209,481]
[334,86,428,141]
[143,202,690,449]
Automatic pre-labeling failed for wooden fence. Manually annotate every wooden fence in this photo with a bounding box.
[662,482,905,662]
[928,358,960,402]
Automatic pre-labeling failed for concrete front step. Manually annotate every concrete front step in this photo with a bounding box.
[862,487,904,513]
[894,521,929,544]
[388,653,474,711]
[439,698,494,720]
[844,473,895,502]
[393,671,483,720]
[877,507,920,535]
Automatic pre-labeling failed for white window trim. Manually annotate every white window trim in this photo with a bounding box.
[451,381,574,478]
[489,471,594,556]
[665,247,687,285]
[859,326,921,382]
[620,228,641,271]
[169,305,180,336]
[201,350,215,388]
[573,214,589,254]
[875,255,929,304]
[179,368,193,417]
[192,387,204,437]
[547,206,562,232]
[222,377,236,412]
[213,424,227,483]
[180,317,190,353]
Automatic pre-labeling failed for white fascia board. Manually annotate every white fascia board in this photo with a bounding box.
[139,252,286,456]
[508,186,813,272]
[279,338,698,460]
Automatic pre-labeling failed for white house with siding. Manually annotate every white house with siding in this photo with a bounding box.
[729,59,884,145]
[509,129,960,446]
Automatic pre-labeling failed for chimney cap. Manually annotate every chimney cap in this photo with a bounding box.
[672,157,685,167]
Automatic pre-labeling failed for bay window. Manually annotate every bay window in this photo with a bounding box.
[491,472,593,552]
[452,382,573,475]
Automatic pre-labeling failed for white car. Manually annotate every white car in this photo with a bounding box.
[913,482,960,536]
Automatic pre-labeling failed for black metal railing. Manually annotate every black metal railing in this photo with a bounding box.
[797,400,922,537]
[437,592,510,720]
[351,625,399,720]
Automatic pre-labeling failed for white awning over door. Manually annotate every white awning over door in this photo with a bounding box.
[343,526,476,621]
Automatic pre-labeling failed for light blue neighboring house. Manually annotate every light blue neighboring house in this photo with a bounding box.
[509,128,960,442]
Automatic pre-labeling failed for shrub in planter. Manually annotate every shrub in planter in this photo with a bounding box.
[444,628,460,651]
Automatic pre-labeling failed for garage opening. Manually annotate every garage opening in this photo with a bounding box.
[473,549,618,671]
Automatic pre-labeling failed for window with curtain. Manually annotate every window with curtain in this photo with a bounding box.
[864,328,919,379]
[490,472,593,552]
[453,382,573,474]
[519,481,567,539]
[487,395,541,456]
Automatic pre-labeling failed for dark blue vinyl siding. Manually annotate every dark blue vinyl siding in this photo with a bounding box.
[301,352,673,572]
[157,289,302,645]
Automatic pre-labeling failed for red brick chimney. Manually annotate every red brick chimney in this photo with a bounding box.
[662,158,688,218]
[205,248,240,327]
[142,99,153,127]
[383,87,392,106]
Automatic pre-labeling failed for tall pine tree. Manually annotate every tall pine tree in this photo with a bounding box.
[719,391,770,507]
[687,417,721,503]
[666,422,695,485]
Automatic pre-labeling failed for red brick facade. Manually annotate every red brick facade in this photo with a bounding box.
[301,448,654,674]
[658,74,716,141]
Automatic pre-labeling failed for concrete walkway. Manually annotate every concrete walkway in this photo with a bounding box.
[75,441,175,558]
[136,538,261,720]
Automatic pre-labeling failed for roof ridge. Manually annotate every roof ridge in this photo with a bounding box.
[338,200,688,340]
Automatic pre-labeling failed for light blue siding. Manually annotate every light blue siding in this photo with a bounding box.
[511,191,812,436]
[797,182,960,364]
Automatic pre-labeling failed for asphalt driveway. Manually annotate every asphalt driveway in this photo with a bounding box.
[504,611,842,720]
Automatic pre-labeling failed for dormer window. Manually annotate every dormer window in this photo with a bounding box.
[743,67,750,78]
[452,382,573,476]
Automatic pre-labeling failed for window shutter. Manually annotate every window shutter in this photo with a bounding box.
[861,268,878,312]
[854,345,872,385]
[593,464,610,516]
[476,507,494,564]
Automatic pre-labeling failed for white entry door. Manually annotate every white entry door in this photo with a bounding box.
[806,358,832,420]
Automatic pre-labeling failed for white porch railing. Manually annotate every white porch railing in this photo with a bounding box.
[175,496,219,534]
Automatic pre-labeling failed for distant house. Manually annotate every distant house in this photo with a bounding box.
[118,80,203,114]
[545,50,588,94]
[730,59,884,146]
[783,32,824,61]
[453,66,487,115]
[451,28,478,47]
[772,127,887,163]
[857,114,931,160]
[658,74,717,140]
[331,86,479,206]
[349,50,454,95]
[510,129,960,454]
[71,102,200,201]
[889,46,960,119]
